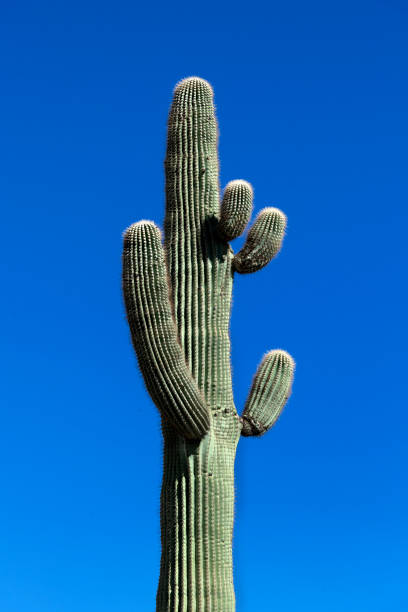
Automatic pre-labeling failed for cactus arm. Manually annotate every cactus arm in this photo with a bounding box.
[122,220,211,439]
[233,207,287,274]
[241,350,295,437]
[218,180,253,241]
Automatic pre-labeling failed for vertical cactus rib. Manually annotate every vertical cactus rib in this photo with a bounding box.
[218,180,253,241]
[122,221,210,439]
[233,207,287,274]
[122,77,295,612]
[241,350,295,437]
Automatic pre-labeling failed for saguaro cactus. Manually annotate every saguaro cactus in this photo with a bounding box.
[122,77,294,612]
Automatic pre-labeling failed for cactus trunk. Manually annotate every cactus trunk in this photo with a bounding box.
[157,80,241,610]
[122,77,295,611]
[157,427,239,611]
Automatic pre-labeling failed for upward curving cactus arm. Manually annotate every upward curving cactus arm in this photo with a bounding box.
[233,206,287,273]
[241,350,295,436]
[122,221,210,439]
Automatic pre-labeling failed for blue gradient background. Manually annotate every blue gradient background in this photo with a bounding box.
[1,1,407,610]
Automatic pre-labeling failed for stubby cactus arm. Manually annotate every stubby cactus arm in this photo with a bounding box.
[122,221,211,440]
[233,207,287,274]
[241,349,295,437]
[217,178,294,435]
[218,180,253,241]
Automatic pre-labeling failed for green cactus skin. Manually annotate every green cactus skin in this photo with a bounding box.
[218,180,253,242]
[122,77,295,612]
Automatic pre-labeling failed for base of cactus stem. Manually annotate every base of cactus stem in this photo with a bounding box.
[157,423,239,612]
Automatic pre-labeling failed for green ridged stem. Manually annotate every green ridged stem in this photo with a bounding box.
[122,76,295,611]
[233,207,287,274]
[122,221,210,439]
[218,180,253,241]
[241,350,295,436]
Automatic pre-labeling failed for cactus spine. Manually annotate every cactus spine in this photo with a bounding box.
[122,77,295,612]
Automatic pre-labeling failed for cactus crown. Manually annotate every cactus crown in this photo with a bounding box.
[122,77,294,611]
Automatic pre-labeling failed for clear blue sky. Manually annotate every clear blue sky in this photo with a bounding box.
[1,1,407,610]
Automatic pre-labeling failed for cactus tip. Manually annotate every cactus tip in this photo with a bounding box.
[173,76,214,102]
[122,220,161,239]
[271,349,296,370]
[260,207,287,224]
[226,179,253,194]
